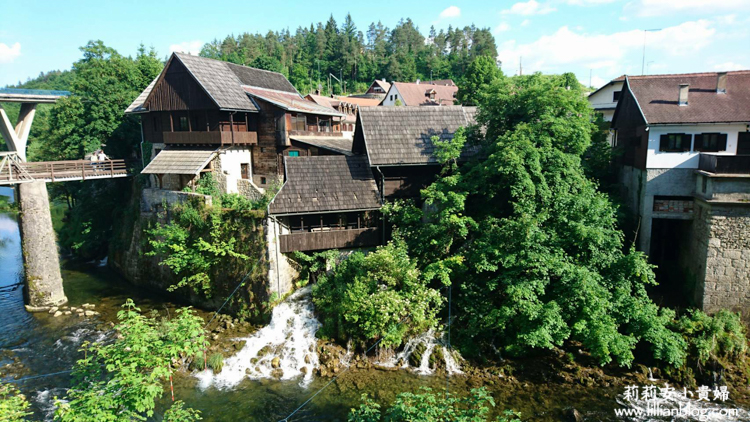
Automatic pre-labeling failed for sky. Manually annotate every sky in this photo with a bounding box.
[1,0,750,89]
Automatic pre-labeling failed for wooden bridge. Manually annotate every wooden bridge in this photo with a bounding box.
[0,152,129,185]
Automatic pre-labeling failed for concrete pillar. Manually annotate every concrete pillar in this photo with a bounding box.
[18,181,67,310]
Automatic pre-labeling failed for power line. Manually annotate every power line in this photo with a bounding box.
[5,370,72,384]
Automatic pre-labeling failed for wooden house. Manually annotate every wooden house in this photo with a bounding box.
[127,52,346,195]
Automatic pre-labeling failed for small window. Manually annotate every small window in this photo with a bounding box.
[659,133,691,152]
[694,133,727,152]
[261,177,267,185]
[288,151,300,157]
[240,163,250,180]
[613,91,621,102]
[395,94,398,100]
[260,147,266,153]
[390,95,393,101]
[179,116,189,131]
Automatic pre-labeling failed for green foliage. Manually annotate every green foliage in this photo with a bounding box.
[457,55,502,106]
[145,198,251,297]
[312,241,443,349]
[583,113,615,190]
[207,353,224,373]
[674,310,748,367]
[194,173,221,198]
[54,300,205,421]
[199,16,497,96]
[290,249,338,286]
[163,401,202,422]
[0,383,32,422]
[0,196,17,214]
[348,387,515,422]
[387,73,687,367]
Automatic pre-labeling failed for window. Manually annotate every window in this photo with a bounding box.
[179,116,189,131]
[260,147,266,153]
[613,91,621,102]
[390,95,393,101]
[694,133,727,152]
[288,150,300,157]
[260,177,267,185]
[291,114,306,131]
[659,133,691,152]
[240,163,250,180]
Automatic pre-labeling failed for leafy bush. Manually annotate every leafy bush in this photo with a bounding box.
[348,387,518,422]
[55,300,205,421]
[207,353,224,373]
[194,172,221,197]
[312,241,444,349]
[0,383,32,422]
[674,309,748,367]
[163,400,202,422]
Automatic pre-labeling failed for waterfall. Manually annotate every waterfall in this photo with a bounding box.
[196,287,321,389]
[377,329,463,375]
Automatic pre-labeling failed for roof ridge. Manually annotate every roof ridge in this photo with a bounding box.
[628,70,750,79]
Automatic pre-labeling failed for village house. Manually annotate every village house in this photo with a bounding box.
[365,79,391,97]
[380,81,459,106]
[611,70,750,311]
[126,52,347,197]
[588,76,625,122]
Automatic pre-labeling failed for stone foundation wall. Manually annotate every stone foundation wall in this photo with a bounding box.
[695,202,750,312]
[266,217,298,300]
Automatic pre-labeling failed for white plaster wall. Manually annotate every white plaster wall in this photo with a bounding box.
[217,147,252,194]
[646,124,746,169]
[380,85,402,106]
[588,81,623,121]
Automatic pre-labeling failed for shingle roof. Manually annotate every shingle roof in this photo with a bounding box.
[306,93,340,108]
[389,82,458,106]
[174,52,258,111]
[625,71,750,124]
[335,96,382,107]
[226,61,297,93]
[358,106,477,166]
[141,149,217,175]
[125,76,158,114]
[269,156,381,215]
[414,79,456,87]
[370,79,391,92]
[290,135,353,156]
[244,86,345,117]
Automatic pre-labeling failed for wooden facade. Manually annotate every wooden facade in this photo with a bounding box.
[611,85,648,170]
[279,227,380,253]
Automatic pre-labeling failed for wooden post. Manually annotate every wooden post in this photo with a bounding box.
[110,160,114,176]
[230,112,235,146]
[300,216,304,231]
[82,162,85,180]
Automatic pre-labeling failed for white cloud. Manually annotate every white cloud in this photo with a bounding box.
[714,62,747,71]
[494,22,511,33]
[439,6,461,18]
[497,20,716,76]
[169,40,203,55]
[521,19,531,26]
[502,0,556,15]
[626,0,750,17]
[567,0,616,4]
[590,75,607,88]
[0,42,21,64]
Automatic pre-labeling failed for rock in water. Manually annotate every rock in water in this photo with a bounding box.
[271,357,281,369]
[564,408,583,422]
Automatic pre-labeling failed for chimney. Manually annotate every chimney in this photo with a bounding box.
[678,84,689,106]
[416,79,420,84]
[717,72,727,94]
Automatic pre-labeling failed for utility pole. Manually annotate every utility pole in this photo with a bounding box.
[589,69,592,89]
[641,29,661,75]
[519,56,523,76]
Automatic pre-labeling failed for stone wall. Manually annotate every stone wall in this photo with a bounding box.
[693,201,750,312]
[266,217,298,300]
[140,188,212,213]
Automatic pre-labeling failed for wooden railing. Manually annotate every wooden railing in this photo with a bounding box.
[279,227,380,253]
[163,131,257,146]
[699,154,750,174]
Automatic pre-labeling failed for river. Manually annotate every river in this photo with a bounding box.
[2,185,750,421]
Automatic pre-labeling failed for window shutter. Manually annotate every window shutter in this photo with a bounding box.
[660,134,669,151]
[719,134,728,151]
[694,134,703,151]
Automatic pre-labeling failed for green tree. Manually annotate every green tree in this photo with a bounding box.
[55,300,205,421]
[458,55,501,106]
[312,241,444,349]
[388,73,686,367]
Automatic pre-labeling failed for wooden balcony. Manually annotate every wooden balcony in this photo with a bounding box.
[699,153,750,174]
[163,131,257,146]
[279,227,381,253]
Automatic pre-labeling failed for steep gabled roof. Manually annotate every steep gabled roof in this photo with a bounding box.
[141,148,217,175]
[225,61,297,93]
[290,135,353,156]
[268,155,380,215]
[125,76,158,114]
[356,106,477,166]
[172,52,258,111]
[388,82,458,106]
[624,70,750,124]
[368,79,391,92]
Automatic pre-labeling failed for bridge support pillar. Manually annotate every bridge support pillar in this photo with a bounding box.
[18,181,67,311]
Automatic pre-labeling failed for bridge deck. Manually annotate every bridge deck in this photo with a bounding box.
[0,157,130,185]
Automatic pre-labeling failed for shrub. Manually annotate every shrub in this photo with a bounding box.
[208,353,224,373]
[348,387,518,422]
[674,309,748,367]
[0,383,32,422]
[312,240,444,349]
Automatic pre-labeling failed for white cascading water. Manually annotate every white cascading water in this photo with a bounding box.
[378,329,463,375]
[196,287,321,389]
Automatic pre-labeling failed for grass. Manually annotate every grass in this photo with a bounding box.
[208,353,224,373]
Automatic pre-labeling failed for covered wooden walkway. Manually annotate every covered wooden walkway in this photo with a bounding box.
[0,152,129,185]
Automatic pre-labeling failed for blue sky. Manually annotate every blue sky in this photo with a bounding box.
[2,0,749,88]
